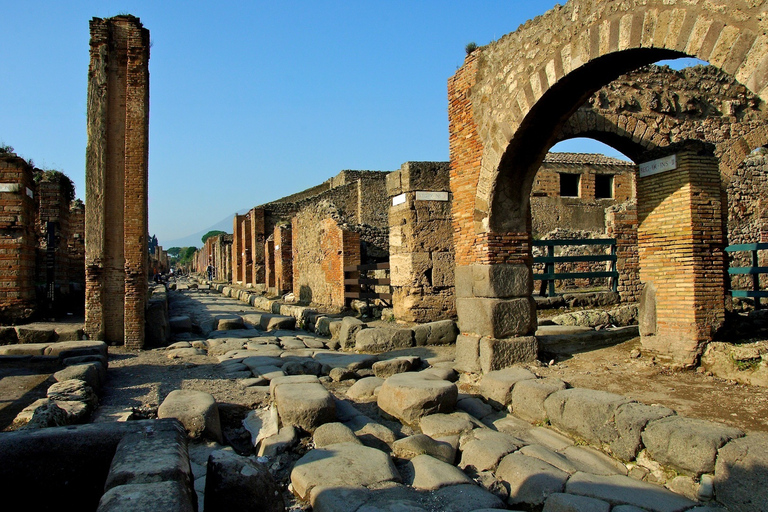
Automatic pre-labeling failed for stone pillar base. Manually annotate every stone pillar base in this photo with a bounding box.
[454,334,538,373]
[456,297,536,339]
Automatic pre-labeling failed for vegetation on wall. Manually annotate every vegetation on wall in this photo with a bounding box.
[201,230,226,244]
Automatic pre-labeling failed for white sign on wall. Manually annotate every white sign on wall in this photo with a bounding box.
[415,191,449,201]
[639,154,677,178]
[0,183,18,193]
[26,187,34,198]
[392,193,406,206]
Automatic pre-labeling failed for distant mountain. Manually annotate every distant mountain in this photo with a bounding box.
[162,208,249,249]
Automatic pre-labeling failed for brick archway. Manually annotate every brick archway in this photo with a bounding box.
[449,0,768,367]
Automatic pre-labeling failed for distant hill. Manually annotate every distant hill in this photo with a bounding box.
[162,208,249,249]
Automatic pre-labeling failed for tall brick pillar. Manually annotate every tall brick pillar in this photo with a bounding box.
[249,208,266,286]
[637,142,726,365]
[232,214,244,283]
[265,237,276,293]
[274,225,293,296]
[449,53,537,373]
[85,16,149,348]
[241,215,252,285]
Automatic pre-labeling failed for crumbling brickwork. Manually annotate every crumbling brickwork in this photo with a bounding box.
[274,224,293,296]
[67,199,85,310]
[0,154,37,323]
[85,15,150,348]
[606,201,641,302]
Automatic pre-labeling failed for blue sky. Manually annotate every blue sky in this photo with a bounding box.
[1,1,700,247]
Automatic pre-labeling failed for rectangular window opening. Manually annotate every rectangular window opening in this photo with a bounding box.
[595,174,614,199]
[559,173,580,198]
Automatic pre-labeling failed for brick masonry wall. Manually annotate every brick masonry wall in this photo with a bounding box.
[293,206,361,310]
[637,146,725,361]
[85,16,149,347]
[67,200,85,302]
[0,154,37,322]
[241,215,252,285]
[249,208,266,285]
[606,201,641,302]
[35,174,73,311]
[264,238,275,290]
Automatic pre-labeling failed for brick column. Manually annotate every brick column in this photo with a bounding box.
[241,215,252,285]
[232,214,244,283]
[274,225,293,296]
[449,54,537,372]
[249,208,266,286]
[265,237,275,293]
[606,201,640,302]
[637,143,726,365]
[85,16,149,348]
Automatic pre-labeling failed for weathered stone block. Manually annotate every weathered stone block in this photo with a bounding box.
[454,334,481,373]
[274,381,336,432]
[473,264,533,298]
[456,297,536,338]
[642,416,744,475]
[714,433,768,512]
[479,336,538,373]
[413,319,458,346]
[205,449,283,512]
[158,390,222,444]
[338,317,365,350]
[544,388,631,446]
[511,377,567,423]
[496,452,569,507]
[355,327,414,353]
[610,402,675,462]
[390,252,431,287]
[431,252,454,287]
[377,372,458,426]
[479,366,537,407]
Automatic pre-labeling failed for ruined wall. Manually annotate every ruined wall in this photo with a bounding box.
[292,203,361,310]
[248,208,266,286]
[67,199,85,310]
[0,154,37,322]
[606,201,641,303]
[388,162,455,322]
[85,15,149,348]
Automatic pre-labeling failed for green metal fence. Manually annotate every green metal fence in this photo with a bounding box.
[725,242,768,309]
[533,238,618,297]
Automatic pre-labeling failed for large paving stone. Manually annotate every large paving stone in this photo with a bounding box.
[611,403,675,461]
[420,412,476,438]
[393,434,456,464]
[641,416,744,475]
[496,452,569,507]
[204,449,283,512]
[54,362,104,392]
[544,388,632,445]
[406,454,472,490]
[431,483,506,512]
[47,379,98,409]
[565,472,697,512]
[714,433,768,512]
[412,320,458,346]
[377,372,458,426]
[344,414,397,452]
[355,327,414,352]
[346,376,385,401]
[511,377,567,423]
[290,442,400,500]
[216,315,244,330]
[158,390,223,443]
[274,381,335,432]
[479,366,537,408]
[479,336,538,372]
[372,356,419,378]
[459,429,522,472]
[313,422,360,447]
[542,493,610,512]
[313,352,377,370]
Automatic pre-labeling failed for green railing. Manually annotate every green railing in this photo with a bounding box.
[725,242,768,309]
[533,238,618,297]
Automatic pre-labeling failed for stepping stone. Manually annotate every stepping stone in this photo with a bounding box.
[420,412,477,438]
[393,434,456,464]
[372,356,419,378]
[565,472,697,512]
[313,422,360,447]
[290,442,400,500]
[346,376,385,401]
[496,452,569,507]
[406,454,472,490]
[355,327,414,352]
[479,366,537,408]
[216,315,244,330]
[158,389,223,443]
[274,381,335,432]
[377,372,458,426]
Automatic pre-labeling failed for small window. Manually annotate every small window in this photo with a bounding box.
[595,174,614,199]
[559,173,580,197]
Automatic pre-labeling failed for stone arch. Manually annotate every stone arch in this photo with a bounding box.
[449,0,768,367]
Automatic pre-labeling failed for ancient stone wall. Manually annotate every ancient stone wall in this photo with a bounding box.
[606,201,641,303]
[67,199,85,311]
[292,203,361,310]
[0,154,37,323]
[85,15,149,348]
[388,162,455,322]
